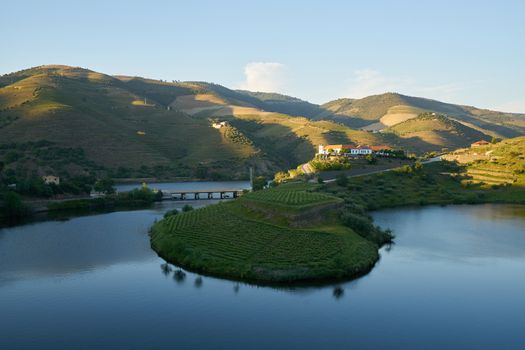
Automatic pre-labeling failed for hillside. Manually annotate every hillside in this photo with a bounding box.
[0,66,275,180]
[320,93,525,137]
[385,113,491,152]
[1,65,524,184]
[443,136,525,187]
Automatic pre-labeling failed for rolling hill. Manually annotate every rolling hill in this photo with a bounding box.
[0,65,523,182]
[320,92,525,138]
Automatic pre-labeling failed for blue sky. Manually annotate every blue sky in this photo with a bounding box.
[2,0,524,111]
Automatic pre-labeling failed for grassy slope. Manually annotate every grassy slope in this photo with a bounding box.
[385,113,491,151]
[0,66,270,179]
[150,183,380,284]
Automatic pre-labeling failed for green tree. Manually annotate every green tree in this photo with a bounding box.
[94,178,115,194]
[336,173,348,187]
[2,191,30,218]
[365,154,377,164]
[182,204,193,212]
[252,176,267,191]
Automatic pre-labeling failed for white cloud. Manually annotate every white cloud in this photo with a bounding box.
[494,100,525,114]
[344,69,469,102]
[238,62,286,92]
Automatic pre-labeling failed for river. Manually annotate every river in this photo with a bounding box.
[1,186,524,349]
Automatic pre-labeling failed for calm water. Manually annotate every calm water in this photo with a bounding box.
[1,202,525,349]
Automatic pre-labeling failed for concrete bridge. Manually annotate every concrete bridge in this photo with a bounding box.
[160,189,244,201]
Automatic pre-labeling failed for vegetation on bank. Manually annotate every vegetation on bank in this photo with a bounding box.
[321,162,524,211]
[309,157,352,171]
[150,183,391,284]
[46,187,162,212]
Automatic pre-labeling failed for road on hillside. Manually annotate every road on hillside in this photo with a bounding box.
[319,156,442,183]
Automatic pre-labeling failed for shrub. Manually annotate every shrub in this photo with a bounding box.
[336,173,348,187]
[164,208,179,218]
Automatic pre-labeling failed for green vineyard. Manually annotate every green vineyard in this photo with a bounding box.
[240,184,340,209]
[151,185,378,283]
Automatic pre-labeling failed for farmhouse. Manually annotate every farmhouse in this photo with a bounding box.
[42,175,60,185]
[471,140,490,147]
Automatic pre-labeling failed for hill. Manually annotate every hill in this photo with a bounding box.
[443,136,525,187]
[385,113,491,152]
[320,93,525,138]
[1,65,524,185]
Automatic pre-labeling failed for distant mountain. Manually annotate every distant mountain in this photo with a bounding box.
[0,65,523,181]
[320,92,525,138]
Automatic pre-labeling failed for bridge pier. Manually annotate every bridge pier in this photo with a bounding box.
[208,192,213,199]
[195,193,200,200]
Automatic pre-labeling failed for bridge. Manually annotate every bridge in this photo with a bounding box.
[160,189,245,200]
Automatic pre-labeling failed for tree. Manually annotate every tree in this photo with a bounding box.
[182,204,193,212]
[252,176,267,191]
[365,154,377,164]
[195,166,208,179]
[414,161,423,171]
[491,137,501,144]
[3,191,29,218]
[336,173,348,187]
[94,178,115,194]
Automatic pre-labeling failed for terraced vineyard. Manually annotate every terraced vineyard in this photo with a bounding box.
[465,168,515,185]
[241,187,339,208]
[150,184,378,283]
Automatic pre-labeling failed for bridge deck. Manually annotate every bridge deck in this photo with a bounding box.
[161,189,243,194]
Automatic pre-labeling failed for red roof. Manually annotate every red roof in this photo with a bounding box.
[369,145,391,151]
[471,140,489,146]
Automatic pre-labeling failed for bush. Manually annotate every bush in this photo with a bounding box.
[164,208,179,218]
[252,176,266,191]
[336,173,348,187]
[182,204,193,212]
[1,191,30,218]
[310,157,351,171]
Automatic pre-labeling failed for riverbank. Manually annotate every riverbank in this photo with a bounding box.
[150,183,392,284]
[320,161,525,212]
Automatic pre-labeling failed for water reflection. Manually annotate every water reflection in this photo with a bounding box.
[160,263,172,276]
[173,269,186,284]
[1,203,524,350]
[332,286,345,299]
[194,276,203,288]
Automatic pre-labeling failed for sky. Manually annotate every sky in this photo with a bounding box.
[1,0,524,112]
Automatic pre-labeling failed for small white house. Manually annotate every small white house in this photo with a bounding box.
[212,121,228,129]
[42,175,60,185]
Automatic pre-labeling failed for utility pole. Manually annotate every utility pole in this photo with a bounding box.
[249,167,254,191]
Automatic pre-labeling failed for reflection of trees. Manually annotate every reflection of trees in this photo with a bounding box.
[233,284,240,294]
[173,269,186,283]
[333,286,344,299]
[161,263,172,276]
[194,276,203,288]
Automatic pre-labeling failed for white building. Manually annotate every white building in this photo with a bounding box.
[42,175,60,185]
[212,121,228,129]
